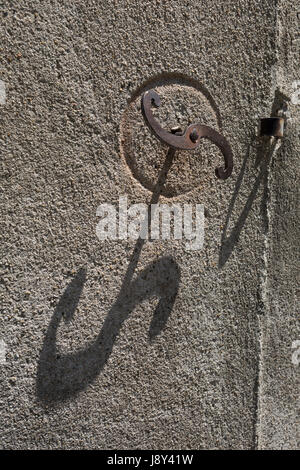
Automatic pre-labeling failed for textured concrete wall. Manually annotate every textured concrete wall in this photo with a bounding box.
[256,0,300,450]
[0,0,298,449]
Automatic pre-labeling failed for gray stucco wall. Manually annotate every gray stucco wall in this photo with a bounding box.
[0,0,298,449]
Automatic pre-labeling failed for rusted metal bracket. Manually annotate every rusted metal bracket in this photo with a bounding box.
[141,89,233,180]
[260,117,284,137]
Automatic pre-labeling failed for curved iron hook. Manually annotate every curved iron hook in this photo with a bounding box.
[141,89,233,180]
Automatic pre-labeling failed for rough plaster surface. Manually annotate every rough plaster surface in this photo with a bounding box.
[0,0,298,449]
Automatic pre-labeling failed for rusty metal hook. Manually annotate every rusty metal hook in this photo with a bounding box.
[141,89,233,180]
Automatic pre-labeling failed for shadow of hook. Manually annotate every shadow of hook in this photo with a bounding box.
[36,257,180,404]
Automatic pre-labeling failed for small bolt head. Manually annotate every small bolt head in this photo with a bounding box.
[190,129,199,143]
